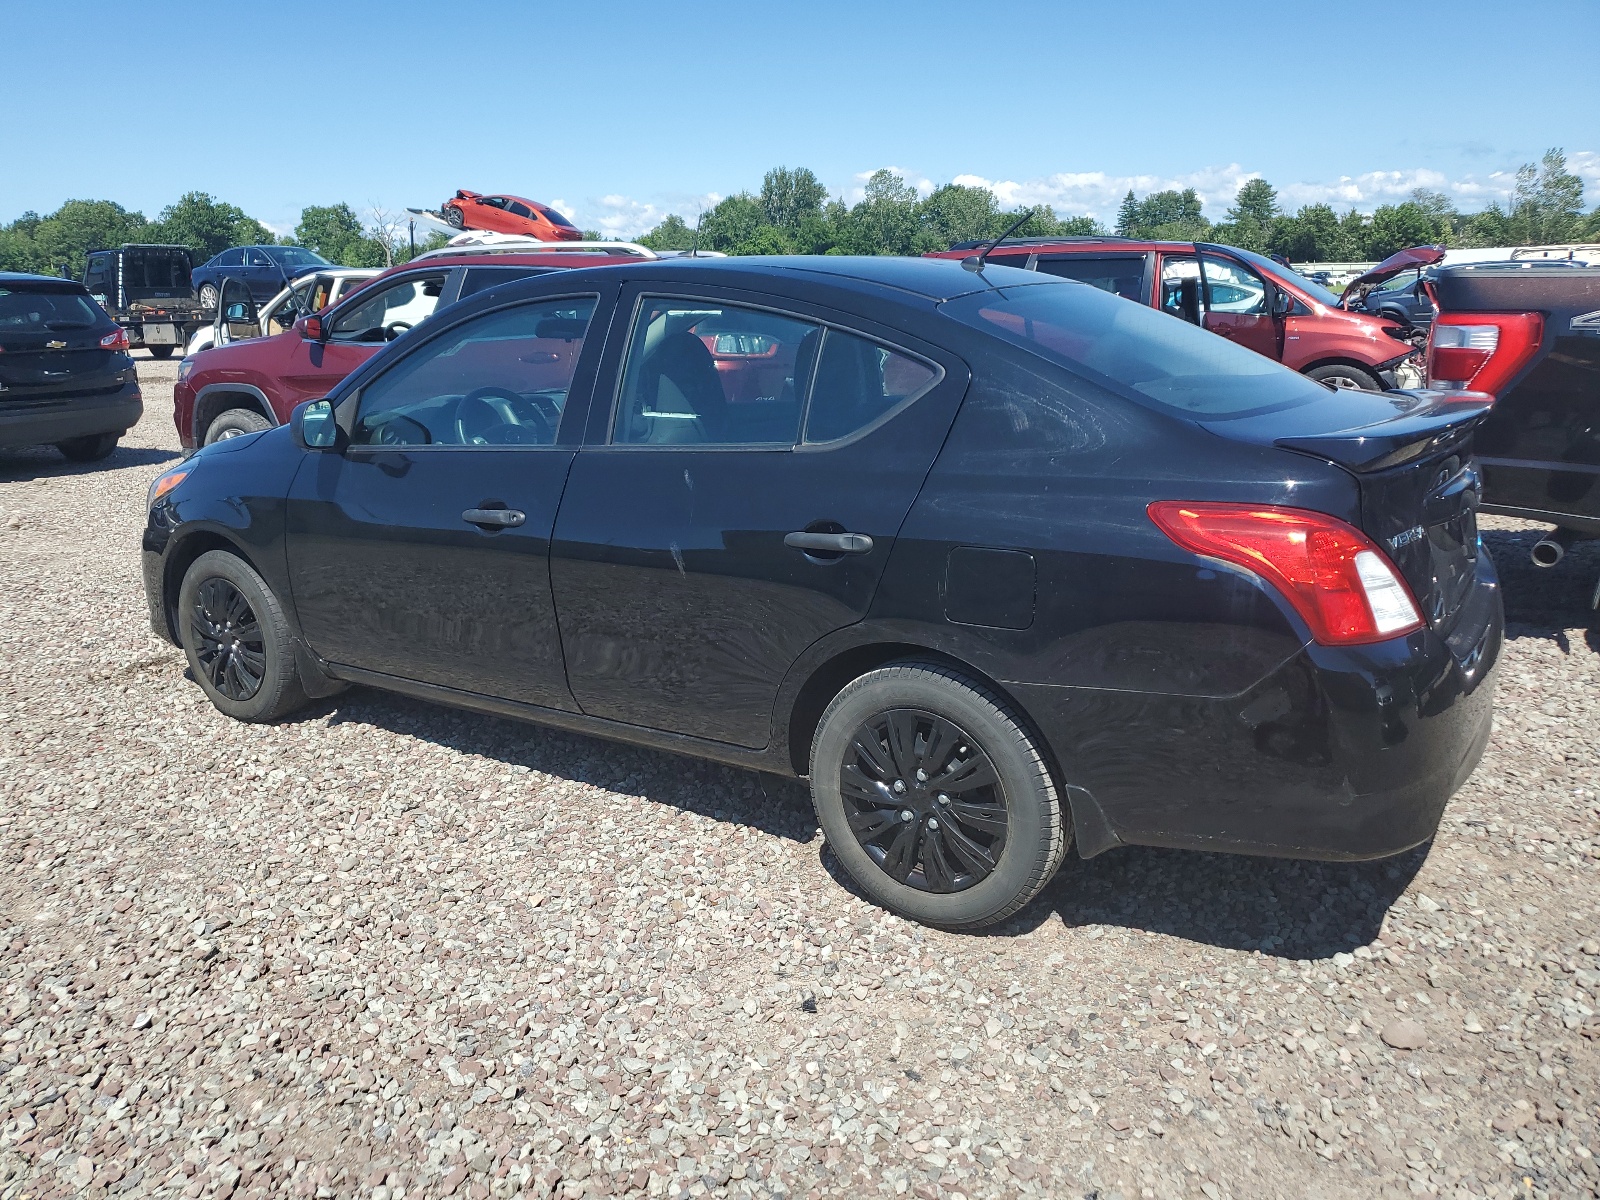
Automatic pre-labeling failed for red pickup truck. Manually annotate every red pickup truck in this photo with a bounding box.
[173,251,629,448]
[926,237,1418,391]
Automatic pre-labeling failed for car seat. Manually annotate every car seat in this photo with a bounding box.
[636,332,727,443]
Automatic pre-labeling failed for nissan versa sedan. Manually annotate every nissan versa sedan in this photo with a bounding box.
[141,257,1502,929]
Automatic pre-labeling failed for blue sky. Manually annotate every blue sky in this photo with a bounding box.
[5,0,1597,238]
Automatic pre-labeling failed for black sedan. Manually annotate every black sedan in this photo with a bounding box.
[142,256,1501,929]
[0,273,142,461]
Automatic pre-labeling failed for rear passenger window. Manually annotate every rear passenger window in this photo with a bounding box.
[613,299,818,446]
[803,331,938,444]
[1036,255,1147,302]
[458,267,549,301]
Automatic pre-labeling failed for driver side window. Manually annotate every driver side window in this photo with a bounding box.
[349,296,598,449]
[329,273,447,343]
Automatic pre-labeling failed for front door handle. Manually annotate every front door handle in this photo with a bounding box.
[784,531,873,555]
[462,508,526,529]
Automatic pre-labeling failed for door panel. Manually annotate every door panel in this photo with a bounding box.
[1198,252,1280,360]
[284,294,607,708]
[551,288,969,748]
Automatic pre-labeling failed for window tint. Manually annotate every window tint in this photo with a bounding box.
[245,249,272,267]
[458,266,551,300]
[507,201,534,219]
[943,281,1326,420]
[218,248,245,267]
[0,286,103,332]
[84,254,112,294]
[351,297,598,448]
[803,330,938,443]
[481,197,508,210]
[271,247,328,269]
[541,206,578,229]
[1036,255,1146,302]
[329,273,447,343]
[613,299,818,446]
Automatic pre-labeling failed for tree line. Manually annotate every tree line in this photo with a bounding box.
[2,148,1596,283]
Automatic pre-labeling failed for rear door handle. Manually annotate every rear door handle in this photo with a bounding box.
[462,508,526,529]
[784,531,873,555]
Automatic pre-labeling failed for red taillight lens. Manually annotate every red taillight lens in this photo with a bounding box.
[1148,502,1424,645]
[1425,311,1542,396]
[101,328,130,351]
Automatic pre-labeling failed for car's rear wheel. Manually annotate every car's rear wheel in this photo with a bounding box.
[178,550,308,723]
[445,206,464,229]
[204,407,272,445]
[147,345,175,360]
[809,661,1068,930]
[198,283,219,309]
[1306,363,1383,392]
[56,432,119,462]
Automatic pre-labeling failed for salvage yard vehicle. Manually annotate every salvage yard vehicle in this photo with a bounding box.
[183,267,380,356]
[1426,260,1600,604]
[143,257,1502,930]
[441,190,583,241]
[927,237,1419,391]
[190,244,332,308]
[172,251,628,447]
[82,244,208,359]
[0,273,141,460]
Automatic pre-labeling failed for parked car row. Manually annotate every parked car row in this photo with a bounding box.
[143,254,1504,929]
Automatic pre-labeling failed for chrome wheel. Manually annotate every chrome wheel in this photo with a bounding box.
[840,708,1008,893]
[190,577,266,701]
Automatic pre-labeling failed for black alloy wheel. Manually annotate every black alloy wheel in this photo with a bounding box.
[840,709,1008,893]
[190,577,267,701]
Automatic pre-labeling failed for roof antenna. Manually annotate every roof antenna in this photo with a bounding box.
[691,207,703,259]
[963,207,1037,273]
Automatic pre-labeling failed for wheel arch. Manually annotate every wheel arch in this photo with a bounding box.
[192,383,278,444]
[159,528,268,643]
[1298,357,1385,383]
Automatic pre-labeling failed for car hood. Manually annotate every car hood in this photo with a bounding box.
[1340,246,1446,306]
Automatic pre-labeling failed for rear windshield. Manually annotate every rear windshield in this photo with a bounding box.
[270,247,330,269]
[0,286,104,331]
[540,206,577,229]
[123,251,192,290]
[942,280,1328,420]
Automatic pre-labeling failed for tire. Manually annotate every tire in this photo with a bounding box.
[809,661,1068,930]
[198,283,219,309]
[55,432,119,462]
[204,407,272,445]
[1305,363,1383,392]
[147,345,175,360]
[445,206,464,229]
[178,550,309,723]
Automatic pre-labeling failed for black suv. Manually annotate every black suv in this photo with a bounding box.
[143,257,1501,929]
[0,273,142,461]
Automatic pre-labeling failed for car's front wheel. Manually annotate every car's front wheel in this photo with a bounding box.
[178,550,309,722]
[204,407,272,445]
[810,662,1068,930]
[1306,363,1383,392]
[198,283,219,309]
[445,206,465,229]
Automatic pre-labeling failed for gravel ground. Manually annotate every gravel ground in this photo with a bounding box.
[1,355,1597,1200]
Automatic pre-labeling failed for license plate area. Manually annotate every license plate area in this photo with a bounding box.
[143,324,178,344]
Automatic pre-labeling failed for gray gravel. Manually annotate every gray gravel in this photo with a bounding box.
[0,355,1597,1200]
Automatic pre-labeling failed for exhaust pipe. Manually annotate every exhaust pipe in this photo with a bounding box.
[1531,527,1578,568]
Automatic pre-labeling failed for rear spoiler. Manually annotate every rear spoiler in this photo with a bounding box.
[1274,391,1493,473]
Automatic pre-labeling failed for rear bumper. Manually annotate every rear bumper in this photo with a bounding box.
[1013,560,1503,861]
[0,382,143,450]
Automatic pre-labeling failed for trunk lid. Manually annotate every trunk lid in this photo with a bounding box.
[0,283,124,403]
[1204,388,1493,631]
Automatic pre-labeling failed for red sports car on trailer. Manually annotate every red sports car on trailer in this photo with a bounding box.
[441,190,583,241]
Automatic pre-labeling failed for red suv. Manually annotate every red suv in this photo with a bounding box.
[926,238,1417,391]
[174,252,625,448]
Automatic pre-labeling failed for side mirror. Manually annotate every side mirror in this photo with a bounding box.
[225,302,252,321]
[298,315,326,341]
[1270,287,1294,316]
[293,399,342,450]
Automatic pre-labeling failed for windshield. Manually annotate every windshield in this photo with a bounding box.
[942,280,1329,421]
[269,246,331,268]
[1228,247,1344,307]
[0,286,104,332]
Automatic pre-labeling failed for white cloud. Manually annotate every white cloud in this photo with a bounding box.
[543,152,1599,240]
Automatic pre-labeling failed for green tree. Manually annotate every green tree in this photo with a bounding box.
[1267,203,1349,263]
[1115,189,1139,236]
[760,167,827,231]
[701,194,775,255]
[1126,188,1210,240]
[291,203,386,266]
[836,170,922,255]
[917,184,1001,248]
[1212,178,1278,252]
[150,191,272,261]
[1361,203,1441,260]
[7,199,151,278]
[638,214,698,250]
[1511,147,1585,244]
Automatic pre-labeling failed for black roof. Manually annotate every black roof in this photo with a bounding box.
[0,271,84,287]
[588,254,1051,303]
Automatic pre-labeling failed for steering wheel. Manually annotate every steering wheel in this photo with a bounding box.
[454,386,555,446]
[384,321,413,341]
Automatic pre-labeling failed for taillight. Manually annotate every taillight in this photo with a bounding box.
[1426,312,1542,396]
[101,328,130,351]
[1148,502,1424,645]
